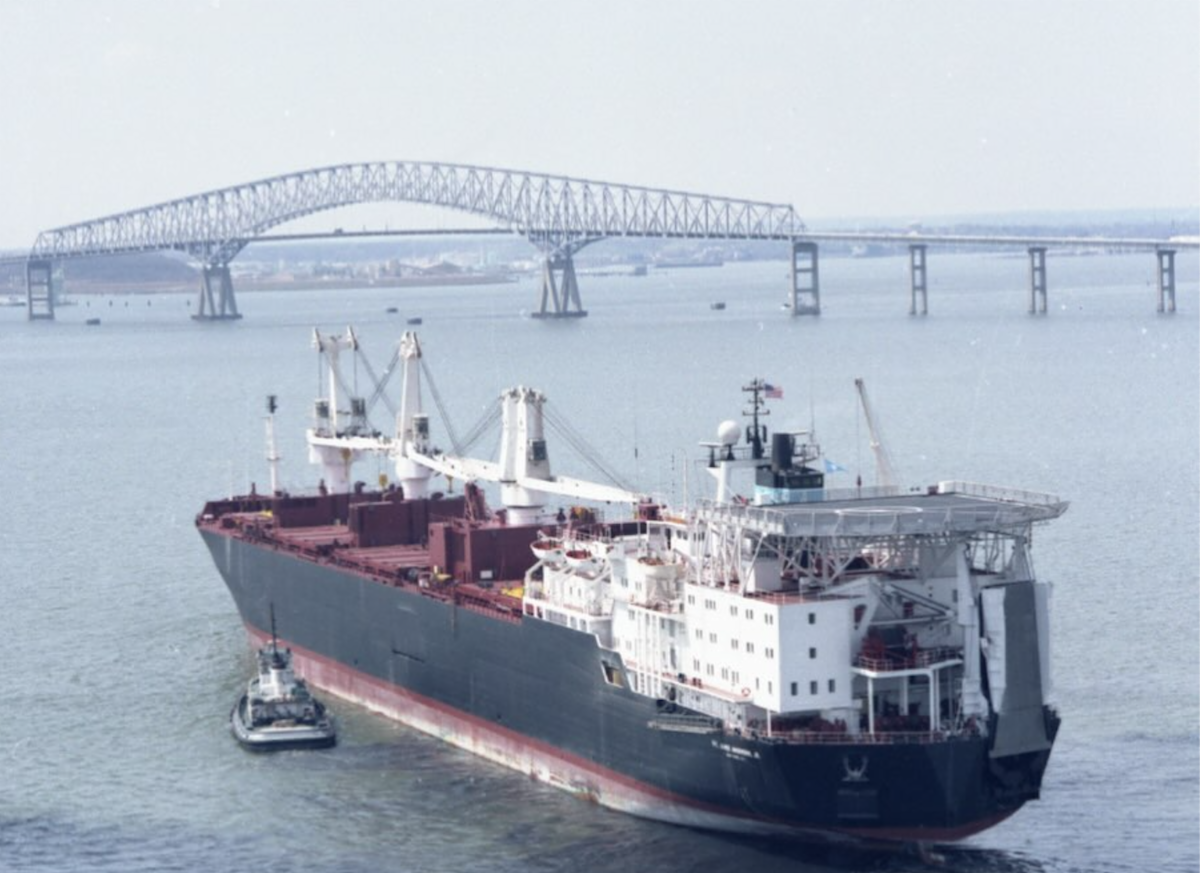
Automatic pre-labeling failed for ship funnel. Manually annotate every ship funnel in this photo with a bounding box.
[771,433,795,472]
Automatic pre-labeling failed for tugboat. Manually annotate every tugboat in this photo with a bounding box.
[230,616,337,751]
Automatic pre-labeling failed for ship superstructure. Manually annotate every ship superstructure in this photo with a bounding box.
[198,330,1066,851]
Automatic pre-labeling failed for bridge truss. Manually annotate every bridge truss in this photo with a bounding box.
[25,161,804,320]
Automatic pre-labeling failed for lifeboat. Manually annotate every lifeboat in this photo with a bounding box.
[530,538,564,563]
[563,548,598,573]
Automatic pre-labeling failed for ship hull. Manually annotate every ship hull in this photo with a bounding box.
[200,528,1054,846]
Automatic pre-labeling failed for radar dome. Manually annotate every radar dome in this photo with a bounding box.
[717,420,740,447]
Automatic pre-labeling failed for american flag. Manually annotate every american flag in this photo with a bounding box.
[764,382,783,399]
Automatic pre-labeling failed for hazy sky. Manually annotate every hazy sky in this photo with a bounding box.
[1,0,1197,248]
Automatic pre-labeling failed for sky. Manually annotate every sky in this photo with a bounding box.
[0,0,1197,248]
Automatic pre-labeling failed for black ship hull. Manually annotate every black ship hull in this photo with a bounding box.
[199,528,1056,846]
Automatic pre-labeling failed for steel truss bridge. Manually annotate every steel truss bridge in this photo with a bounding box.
[20,161,802,320]
[12,160,1196,320]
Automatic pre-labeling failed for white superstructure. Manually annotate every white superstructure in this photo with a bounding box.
[521,380,1066,743]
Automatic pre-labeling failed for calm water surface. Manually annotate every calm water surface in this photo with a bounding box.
[2,252,1197,872]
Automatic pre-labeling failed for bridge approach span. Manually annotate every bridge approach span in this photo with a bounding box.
[24,161,803,320]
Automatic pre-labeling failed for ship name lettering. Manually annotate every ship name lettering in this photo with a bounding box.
[712,740,760,760]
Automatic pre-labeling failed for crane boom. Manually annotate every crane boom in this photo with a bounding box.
[855,378,898,488]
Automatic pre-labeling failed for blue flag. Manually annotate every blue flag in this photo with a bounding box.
[824,458,848,474]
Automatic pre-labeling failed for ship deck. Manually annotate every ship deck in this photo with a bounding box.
[696,480,1067,538]
[198,499,528,624]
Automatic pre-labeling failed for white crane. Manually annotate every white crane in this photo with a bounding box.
[307,327,389,493]
[402,384,642,525]
[854,378,898,489]
[304,329,644,520]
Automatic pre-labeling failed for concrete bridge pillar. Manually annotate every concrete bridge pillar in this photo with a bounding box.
[788,241,820,316]
[1156,249,1176,314]
[532,251,587,319]
[194,263,242,321]
[1028,247,1048,314]
[908,244,928,315]
[25,259,55,320]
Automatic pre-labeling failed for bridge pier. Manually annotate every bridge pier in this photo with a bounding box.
[1028,247,1048,314]
[1156,248,1176,313]
[788,241,820,315]
[532,251,587,319]
[908,244,928,315]
[194,263,242,321]
[25,259,55,320]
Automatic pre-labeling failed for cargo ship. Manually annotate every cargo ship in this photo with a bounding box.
[197,329,1066,852]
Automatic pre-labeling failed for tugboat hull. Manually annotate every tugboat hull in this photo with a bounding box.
[230,694,337,752]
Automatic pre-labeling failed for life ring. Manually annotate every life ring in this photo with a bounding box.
[741,687,751,698]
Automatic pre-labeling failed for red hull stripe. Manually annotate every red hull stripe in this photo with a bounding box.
[245,624,1011,844]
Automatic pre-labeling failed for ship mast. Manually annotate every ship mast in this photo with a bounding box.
[265,395,281,495]
[742,378,769,460]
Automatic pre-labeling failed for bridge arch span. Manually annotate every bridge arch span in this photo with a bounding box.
[31,161,803,263]
[26,161,804,320]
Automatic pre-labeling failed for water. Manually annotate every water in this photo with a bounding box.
[2,251,1197,872]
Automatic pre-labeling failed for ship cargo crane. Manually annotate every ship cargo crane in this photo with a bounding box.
[855,377,898,488]
[305,329,645,521]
